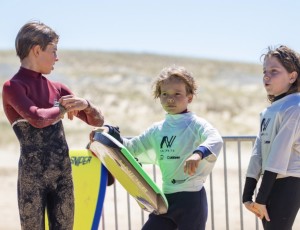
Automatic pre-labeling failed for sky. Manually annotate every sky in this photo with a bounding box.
[1,0,300,64]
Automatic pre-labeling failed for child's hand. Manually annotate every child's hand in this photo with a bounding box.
[67,110,79,120]
[59,95,89,111]
[252,202,270,221]
[184,153,202,176]
[89,127,109,142]
[243,201,261,217]
[103,125,123,143]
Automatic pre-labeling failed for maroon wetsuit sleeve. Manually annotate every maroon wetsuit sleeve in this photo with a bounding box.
[3,67,103,128]
[56,83,104,127]
[2,80,62,128]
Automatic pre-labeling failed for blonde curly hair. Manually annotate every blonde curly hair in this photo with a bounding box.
[152,65,197,99]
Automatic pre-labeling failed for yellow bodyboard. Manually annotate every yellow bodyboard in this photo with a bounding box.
[90,131,168,214]
[45,149,107,230]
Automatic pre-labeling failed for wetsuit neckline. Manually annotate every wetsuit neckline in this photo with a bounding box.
[19,67,42,79]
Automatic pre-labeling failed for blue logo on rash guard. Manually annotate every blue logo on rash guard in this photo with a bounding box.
[261,118,271,132]
[160,136,176,148]
[160,136,178,159]
[71,156,92,166]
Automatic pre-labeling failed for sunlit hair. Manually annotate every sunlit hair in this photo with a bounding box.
[152,65,198,99]
[261,45,300,102]
[15,21,59,60]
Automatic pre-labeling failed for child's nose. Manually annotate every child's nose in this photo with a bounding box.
[263,74,270,81]
[167,98,174,103]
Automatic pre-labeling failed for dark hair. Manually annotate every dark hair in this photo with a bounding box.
[152,65,197,99]
[261,45,300,102]
[15,21,59,60]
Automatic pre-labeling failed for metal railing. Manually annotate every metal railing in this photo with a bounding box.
[98,136,259,230]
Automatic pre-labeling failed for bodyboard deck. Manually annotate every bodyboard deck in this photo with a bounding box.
[89,131,168,214]
[45,149,107,230]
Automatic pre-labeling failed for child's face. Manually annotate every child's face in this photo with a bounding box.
[36,42,58,74]
[263,56,296,97]
[159,78,193,114]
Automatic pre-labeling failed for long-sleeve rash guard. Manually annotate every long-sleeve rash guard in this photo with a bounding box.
[122,112,223,194]
[244,93,300,204]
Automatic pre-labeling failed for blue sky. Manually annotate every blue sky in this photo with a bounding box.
[1,0,300,64]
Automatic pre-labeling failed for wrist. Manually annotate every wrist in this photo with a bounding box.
[59,103,67,115]
[193,150,203,159]
[84,99,93,112]
[243,201,253,205]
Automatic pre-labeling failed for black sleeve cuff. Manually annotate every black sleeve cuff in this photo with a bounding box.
[242,177,257,203]
[255,170,277,205]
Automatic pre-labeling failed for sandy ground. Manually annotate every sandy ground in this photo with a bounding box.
[1,148,299,230]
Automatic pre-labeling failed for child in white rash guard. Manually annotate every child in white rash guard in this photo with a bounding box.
[103,65,223,230]
[242,45,300,230]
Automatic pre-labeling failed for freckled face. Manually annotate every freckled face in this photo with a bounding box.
[263,56,295,96]
[159,78,193,114]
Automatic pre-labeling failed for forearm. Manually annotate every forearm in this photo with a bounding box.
[255,170,277,204]
[77,100,104,127]
[242,177,258,203]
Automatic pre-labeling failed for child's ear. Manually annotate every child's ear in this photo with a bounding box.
[188,94,193,103]
[32,45,41,57]
[290,71,298,83]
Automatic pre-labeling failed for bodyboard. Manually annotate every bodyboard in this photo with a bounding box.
[89,131,168,214]
[45,149,107,230]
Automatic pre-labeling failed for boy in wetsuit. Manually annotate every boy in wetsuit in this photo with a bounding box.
[2,21,104,230]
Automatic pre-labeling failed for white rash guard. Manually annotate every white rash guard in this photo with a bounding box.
[122,112,223,194]
[246,93,300,180]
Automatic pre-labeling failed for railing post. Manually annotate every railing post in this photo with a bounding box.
[238,140,244,230]
[222,142,230,230]
[209,173,215,230]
